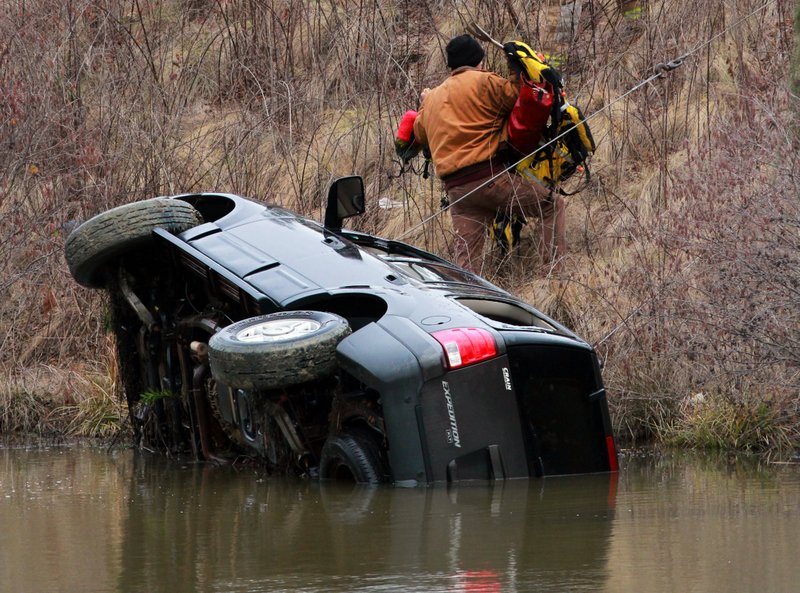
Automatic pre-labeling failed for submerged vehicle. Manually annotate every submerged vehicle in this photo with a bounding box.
[65,177,617,485]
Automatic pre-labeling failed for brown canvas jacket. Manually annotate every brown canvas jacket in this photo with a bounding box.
[413,66,519,178]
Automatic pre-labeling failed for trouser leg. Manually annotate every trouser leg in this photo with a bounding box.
[447,179,497,272]
[502,174,566,265]
[446,172,566,272]
[450,211,488,272]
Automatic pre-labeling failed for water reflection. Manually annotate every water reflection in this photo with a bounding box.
[0,446,131,593]
[117,457,617,593]
[2,447,799,593]
[606,452,800,593]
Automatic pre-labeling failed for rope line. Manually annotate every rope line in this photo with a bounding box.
[395,0,775,242]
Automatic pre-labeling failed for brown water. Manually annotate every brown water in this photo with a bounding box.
[1,446,798,593]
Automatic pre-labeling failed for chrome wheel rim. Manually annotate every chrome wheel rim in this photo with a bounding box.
[236,318,322,343]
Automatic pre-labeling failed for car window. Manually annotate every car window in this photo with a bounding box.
[386,259,496,288]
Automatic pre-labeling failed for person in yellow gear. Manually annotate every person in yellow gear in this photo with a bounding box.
[413,34,565,273]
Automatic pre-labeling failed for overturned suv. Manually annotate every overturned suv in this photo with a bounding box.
[65,177,617,485]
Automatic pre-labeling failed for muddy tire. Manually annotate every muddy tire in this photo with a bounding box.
[208,311,351,391]
[319,424,389,484]
[65,197,203,288]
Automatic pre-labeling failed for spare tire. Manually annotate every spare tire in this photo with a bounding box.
[208,311,351,391]
[65,197,203,288]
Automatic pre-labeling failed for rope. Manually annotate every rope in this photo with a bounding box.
[395,0,776,242]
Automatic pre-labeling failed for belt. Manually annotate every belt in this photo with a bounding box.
[441,157,507,192]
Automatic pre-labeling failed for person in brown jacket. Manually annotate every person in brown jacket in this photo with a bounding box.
[413,34,565,274]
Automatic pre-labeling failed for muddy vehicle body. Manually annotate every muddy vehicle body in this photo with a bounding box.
[66,177,617,485]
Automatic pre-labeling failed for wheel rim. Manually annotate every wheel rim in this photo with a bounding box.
[235,318,323,343]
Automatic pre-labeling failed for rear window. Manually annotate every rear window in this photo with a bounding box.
[456,298,555,330]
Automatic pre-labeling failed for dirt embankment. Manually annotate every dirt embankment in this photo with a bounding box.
[1,0,797,453]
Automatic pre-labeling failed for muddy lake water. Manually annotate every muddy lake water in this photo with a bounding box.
[1,445,798,593]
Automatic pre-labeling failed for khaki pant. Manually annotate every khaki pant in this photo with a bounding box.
[446,171,566,273]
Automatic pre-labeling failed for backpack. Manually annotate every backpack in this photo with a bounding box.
[489,212,526,254]
[504,41,596,189]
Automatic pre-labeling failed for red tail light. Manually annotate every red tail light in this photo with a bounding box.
[432,328,497,369]
[606,435,619,472]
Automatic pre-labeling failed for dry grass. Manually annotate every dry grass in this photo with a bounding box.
[0,344,125,439]
[664,390,797,454]
[1,0,797,453]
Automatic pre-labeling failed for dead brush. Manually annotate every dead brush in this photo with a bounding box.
[665,390,797,454]
[0,343,124,439]
[611,390,677,446]
[48,359,127,440]
[0,382,53,435]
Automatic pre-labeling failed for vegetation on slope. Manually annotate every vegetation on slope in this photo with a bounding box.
[1,0,797,453]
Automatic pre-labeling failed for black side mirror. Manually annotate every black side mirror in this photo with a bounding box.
[324,176,365,232]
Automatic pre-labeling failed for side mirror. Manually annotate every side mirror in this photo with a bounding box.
[324,176,365,232]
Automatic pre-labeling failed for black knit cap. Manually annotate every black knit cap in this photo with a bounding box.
[446,34,485,69]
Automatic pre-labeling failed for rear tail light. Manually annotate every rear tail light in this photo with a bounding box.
[432,328,497,369]
[606,435,619,472]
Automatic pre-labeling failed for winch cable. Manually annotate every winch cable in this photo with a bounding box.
[394,0,776,243]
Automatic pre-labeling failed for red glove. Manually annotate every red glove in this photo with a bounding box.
[396,110,417,143]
